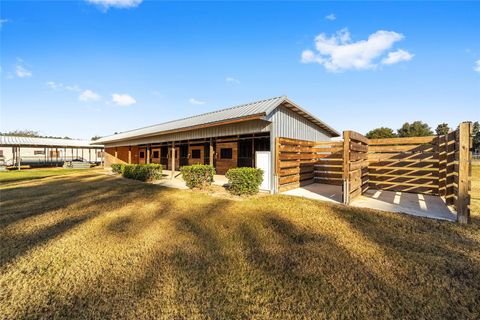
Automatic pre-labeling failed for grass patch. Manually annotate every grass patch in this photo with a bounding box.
[0,168,479,318]
[0,168,100,183]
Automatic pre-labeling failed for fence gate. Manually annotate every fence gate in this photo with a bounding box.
[342,131,369,204]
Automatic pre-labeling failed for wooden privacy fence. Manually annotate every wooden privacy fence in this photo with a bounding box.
[275,137,343,192]
[275,121,473,223]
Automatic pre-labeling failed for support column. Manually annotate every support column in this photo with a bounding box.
[64,148,67,162]
[146,145,150,164]
[44,147,47,164]
[128,146,132,164]
[114,147,118,164]
[101,149,104,168]
[56,148,59,167]
[17,147,21,170]
[171,142,175,179]
[209,139,214,166]
[89,149,91,162]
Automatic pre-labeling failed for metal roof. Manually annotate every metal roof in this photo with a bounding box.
[95,96,340,144]
[0,136,103,148]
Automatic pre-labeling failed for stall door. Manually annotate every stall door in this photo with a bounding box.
[151,148,161,164]
[138,148,146,164]
[216,142,237,175]
[189,146,204,165]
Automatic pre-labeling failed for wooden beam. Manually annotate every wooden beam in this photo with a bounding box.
[456,122,472,224]
[128,146,132,164]
[209,139,214,166]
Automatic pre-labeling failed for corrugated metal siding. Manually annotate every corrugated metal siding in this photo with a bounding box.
[103,119,271,147]
[267,105,332,141]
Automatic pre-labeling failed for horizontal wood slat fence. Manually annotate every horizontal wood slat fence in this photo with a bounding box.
[275,121,472,223]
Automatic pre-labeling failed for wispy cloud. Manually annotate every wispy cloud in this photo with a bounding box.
[15,59,32,78]
[112,93,136,106]
[301,28,413,72]
[189,98,206,105]
[474,59,480,73]
[86,0,143,10]
[225,76,240,84]
[46,81,82,92]
[381,49,414,65]
[79,89,101,102]
[325,14,336,21]
[0,19,9,27]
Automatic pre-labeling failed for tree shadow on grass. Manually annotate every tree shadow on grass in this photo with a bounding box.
[0,174,170,269]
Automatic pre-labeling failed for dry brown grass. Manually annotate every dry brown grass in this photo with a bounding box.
[1,169,479,319]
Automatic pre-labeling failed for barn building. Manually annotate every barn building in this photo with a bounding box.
[94,96,339,192]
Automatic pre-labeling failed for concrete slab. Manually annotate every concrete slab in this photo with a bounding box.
[282,183,342,203]
[281,183,457,222]
[351,189,456,222]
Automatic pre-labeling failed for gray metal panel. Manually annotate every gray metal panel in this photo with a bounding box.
[97,96,286,144]
[103,119,271,147]
[268,105,332,142]
[0,136,103,148]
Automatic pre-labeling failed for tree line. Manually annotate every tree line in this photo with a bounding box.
[365,121,480,152]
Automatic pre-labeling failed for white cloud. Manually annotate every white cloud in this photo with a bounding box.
[225,77,240,84]
[0,19,9,27]
[189,98,206,105]
[79,89,101,102]
[325,14,336,21]
[301,28,412,71]
[86,0,142,9]
[474,59,480,73]
[112,93,136,106]
[381,49,414,65]
[15,62,32,78]
[46,81,62,90]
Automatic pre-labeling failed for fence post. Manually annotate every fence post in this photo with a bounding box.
[342,131,350,204]
[456,122,472,224]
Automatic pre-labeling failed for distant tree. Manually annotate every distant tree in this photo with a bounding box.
[473,121,480,152]
[397,121,433,137]
[1,130,40,137]
[435,123,450,136]
[91,135,102,141]
[0,130,71,139]
[365,127,397,139]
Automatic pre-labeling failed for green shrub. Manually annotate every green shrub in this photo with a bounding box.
[225,167,264,195]
[122,164,162,181]
[181,164,215,189]
[111,163,125,174]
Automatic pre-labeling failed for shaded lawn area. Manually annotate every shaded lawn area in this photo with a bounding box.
[0,167,101,183]
[0,169,479,319]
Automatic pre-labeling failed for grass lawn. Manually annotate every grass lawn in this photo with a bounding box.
[0,167,102,183]
[0,167,479,319]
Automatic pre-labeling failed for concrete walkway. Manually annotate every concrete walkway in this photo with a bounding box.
[152,170,229,190]
[282,183,456,222]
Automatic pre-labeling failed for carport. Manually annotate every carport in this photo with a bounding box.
[276,122,473,223]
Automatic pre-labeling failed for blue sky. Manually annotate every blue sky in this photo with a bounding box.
[1,1,479,140]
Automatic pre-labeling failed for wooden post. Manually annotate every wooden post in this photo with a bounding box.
[146,145,150,164]
[275,137,281,193]
[17,147,21,170]
[438,134,447,198]
[101,149,104,168]
[128,146,132,164]
[342,131,351,205]
[209,139,214,166]
[44,147,47,164]
[456,122,472,224]
[89,149,91,162]
[55,148,59,167]
[171,142,175,179]
[114,147,118,163]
